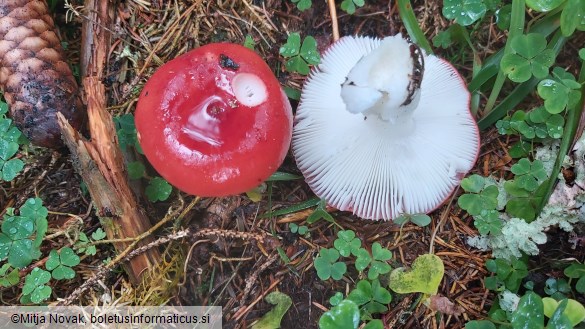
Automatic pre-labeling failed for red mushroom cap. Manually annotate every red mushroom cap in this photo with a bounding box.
[135,43,293,197]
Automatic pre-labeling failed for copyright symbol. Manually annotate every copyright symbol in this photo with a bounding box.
[11,314,19,323]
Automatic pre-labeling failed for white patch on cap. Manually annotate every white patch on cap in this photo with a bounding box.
[231,73,268,107]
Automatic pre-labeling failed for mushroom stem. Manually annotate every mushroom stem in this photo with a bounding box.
[340,36,424,123]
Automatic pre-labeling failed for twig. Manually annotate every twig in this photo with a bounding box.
[59,227,269,305]
[232,277,283,322]
[327,0,340,41]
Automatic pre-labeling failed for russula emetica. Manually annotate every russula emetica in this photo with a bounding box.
[292,35,480,220]
[135,43,293,197]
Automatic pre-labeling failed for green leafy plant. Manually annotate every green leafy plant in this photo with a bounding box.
[458,175,499,216]
[473,210,502,235]
[289,223,309,236]
[543,277,571,299]
[0,263,19,288]
[510,158,547,192]
[537,67,581,114]
[127,161,146,180]
[20,268,51,304]
[484,258,528,293]
[564,263,585,293]
[365,243,392,280]
[352,243,392,280]
[45,247,80,280]
[0,102,24,182]
[389,254,444,295]
[243,34,256,50]
[442,0,487,26]
[348,279,392,315]
[525,0,564,12]
[543,297,585,326]
[503,179,545,221]
[501,33,555,83]
[319,299,360,329]
[252,292,292,329]
[114,113,143,153]
[333,230,361,257]
[145,176,173,202]
[314,248,346,280]
[279,33,320,75]
[290,0,312,11]
[340,0,365,14]
[0,198,47,268]
[307,199,335,224]
[74,228,106,256]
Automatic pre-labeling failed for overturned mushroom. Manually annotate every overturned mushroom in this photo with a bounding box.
[292,35,480,220]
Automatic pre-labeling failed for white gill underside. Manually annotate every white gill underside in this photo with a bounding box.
[292,36,479,220]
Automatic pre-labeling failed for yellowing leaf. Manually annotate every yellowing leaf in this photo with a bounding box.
[389,254,444,295]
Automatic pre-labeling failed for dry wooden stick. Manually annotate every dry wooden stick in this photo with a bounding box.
[57,0,160,284]
[327,0,340,41]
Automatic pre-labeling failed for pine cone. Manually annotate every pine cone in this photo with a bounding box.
[0,0,85,148]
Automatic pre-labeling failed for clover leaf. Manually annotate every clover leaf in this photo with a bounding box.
[510,158,547,192]
[280,33,321,75]
[564,263,585,293]
[485,258,528,293]
[46,247,80,280]
[127,161,145,180]
[314,248,346,280]
[525,0,564,12]
[0,215,40,269]
[74,230,105,256]
[560,0,585,36]
[537,67,582,114]
[503,180,543,221]
[289,223,309,235]
[0,114,24,182]
[340,0,365,14]
[354,247,372,272]
[458,175,499,216]
[92,228,106,241]
[368,242,392,280]
[442,0,487,26]
[334,230,362,257]
[544,277,571,299]
[495,4,512,30]
[348,279,392,315]
[501,33,555,83]
[114,113,143,153]
[473,210,503,235]
[319,299,360,329]
[145,176,172,202]
[510,292,544,328]
[329,292,344,306]
[291,0,312,11]
[0,263,19,288]
[529,106,565,139]
[21,268,52,304]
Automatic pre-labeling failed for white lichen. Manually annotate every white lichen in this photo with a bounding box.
[499,290,520,312]
[466,133,585,260]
